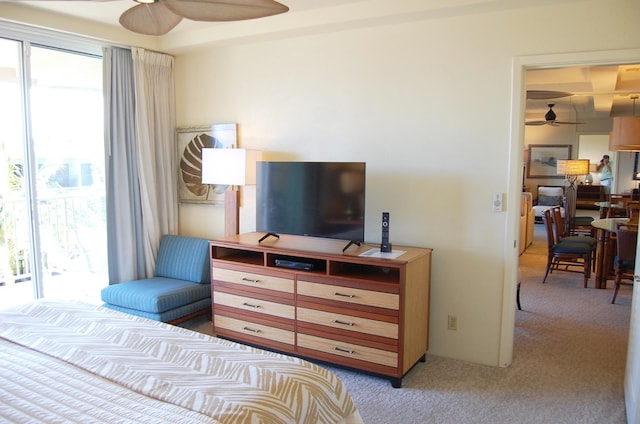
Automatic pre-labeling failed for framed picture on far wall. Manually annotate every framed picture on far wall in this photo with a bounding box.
[526,144,572,178]
[176,124,237,204]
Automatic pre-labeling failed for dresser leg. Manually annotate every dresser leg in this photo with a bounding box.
[390,377,402,388]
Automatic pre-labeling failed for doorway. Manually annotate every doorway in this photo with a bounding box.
[506,47,640,421]
[501,49,640,365]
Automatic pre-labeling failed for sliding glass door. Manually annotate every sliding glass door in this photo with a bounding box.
[0,38,30,306]
[0,38,107,308]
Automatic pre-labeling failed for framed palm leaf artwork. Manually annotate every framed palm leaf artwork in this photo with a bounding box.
[177,124,237,204]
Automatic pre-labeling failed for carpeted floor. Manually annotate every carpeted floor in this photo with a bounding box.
[182,219,631,423]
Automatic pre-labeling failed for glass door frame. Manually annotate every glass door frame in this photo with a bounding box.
[0,22,107,306]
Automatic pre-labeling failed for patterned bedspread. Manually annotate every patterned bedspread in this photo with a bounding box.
[0,300,362,424]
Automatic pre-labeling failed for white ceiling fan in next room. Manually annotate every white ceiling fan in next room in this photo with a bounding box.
[16,0,290,35]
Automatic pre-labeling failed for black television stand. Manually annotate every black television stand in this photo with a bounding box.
[258,232,280,243]
[342,240,361,252]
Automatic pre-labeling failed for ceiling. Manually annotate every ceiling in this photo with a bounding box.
[7,0,358,34]
[525,65,640,124]
[4,1,640,125]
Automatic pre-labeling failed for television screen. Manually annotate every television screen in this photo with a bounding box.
[256,162,365,242]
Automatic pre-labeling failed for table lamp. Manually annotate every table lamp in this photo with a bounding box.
[557,159,590,234]
[201,148,263,237]
[584,163,597,185]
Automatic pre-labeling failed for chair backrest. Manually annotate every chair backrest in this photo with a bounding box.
[537,186,564,207]
[154,235,211,283]
[616,228,638,264]
[628,201,640,219]
[521,192,532,217]
[542,209,557,250]
[607,194,631,217]
[551,206,566,240]
[608,193,630,202]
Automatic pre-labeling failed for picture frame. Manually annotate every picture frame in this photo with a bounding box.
[176,124,237,204]
[634,153,640,181]
[526,144,572,178]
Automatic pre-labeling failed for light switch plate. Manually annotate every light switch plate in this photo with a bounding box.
[492,192,503,212]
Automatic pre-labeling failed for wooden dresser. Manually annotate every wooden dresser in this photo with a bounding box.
[209,232,432,387]
[576,184,605,210]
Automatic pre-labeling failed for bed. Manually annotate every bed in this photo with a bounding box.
[0,300,362,424]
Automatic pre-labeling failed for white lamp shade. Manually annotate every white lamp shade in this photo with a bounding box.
[556,159,590,176]
[201,148,262,186]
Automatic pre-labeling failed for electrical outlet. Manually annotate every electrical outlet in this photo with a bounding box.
[447,315,457,331]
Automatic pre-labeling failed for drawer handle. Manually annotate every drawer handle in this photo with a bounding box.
[334,346,354,354]
[334,292,355,298]
[243,326,261,333]
[242,277,260,283]
[242,302,261,309]
[333,319,354,326]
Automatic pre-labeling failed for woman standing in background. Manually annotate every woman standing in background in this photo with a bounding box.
[596,154,613,194]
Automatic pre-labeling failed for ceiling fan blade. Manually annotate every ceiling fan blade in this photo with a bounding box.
[119,2,182,36]
[163,0,289,22]
[525,121,548,126]
[526,90,574,100]
[555,121,585,125]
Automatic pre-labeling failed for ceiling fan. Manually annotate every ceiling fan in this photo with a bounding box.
[25,0,290,36]
[525,104,584,126]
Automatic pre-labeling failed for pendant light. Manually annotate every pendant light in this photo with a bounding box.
[610,95,640,151]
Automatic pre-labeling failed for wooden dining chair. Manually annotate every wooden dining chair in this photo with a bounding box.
[611,225,637,304]
[627,201,640,219]
[550,207,596,269]
[542,209,592,288]
[607,194,630,218]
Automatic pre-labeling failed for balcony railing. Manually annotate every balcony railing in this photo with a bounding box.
[0,191,107,285]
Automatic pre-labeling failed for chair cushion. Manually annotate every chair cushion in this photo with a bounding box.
[572,216,594,225]
[101,277,211,313]
[155,235,210,283]
[104,298,211,322]
[561,235,596,247]
[538,194,563,206]
[614,257,635,270]
[552,241,593,254]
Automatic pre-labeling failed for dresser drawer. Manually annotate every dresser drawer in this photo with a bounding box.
[297,333,397,368]
[213,267,293,294]
[297,279,399,310]
[214,291,294,320]
[297,307,398,339]
[214,315,295,346]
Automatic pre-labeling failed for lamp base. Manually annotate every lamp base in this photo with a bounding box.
[224,188,239,237]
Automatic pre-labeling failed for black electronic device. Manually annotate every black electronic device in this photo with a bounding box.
[256,162,366,246]
[275,259,315,271]
[380,211,392,253]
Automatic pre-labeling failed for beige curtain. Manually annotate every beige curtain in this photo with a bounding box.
[131,47,178,277]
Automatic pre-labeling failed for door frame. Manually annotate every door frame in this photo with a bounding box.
[502,48,640,365]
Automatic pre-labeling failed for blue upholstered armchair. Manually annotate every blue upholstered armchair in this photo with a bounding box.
[101,235,211,324]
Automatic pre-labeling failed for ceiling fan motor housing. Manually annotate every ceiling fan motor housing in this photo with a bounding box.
[545,104,557,121]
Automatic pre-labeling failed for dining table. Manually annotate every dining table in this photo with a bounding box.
[591,217,634,289]
[594,201,627,218]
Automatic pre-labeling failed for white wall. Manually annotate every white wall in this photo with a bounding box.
[173,0,640,366]
[578,134,611,186]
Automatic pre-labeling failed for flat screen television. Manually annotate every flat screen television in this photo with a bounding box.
[256,161,365,243]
